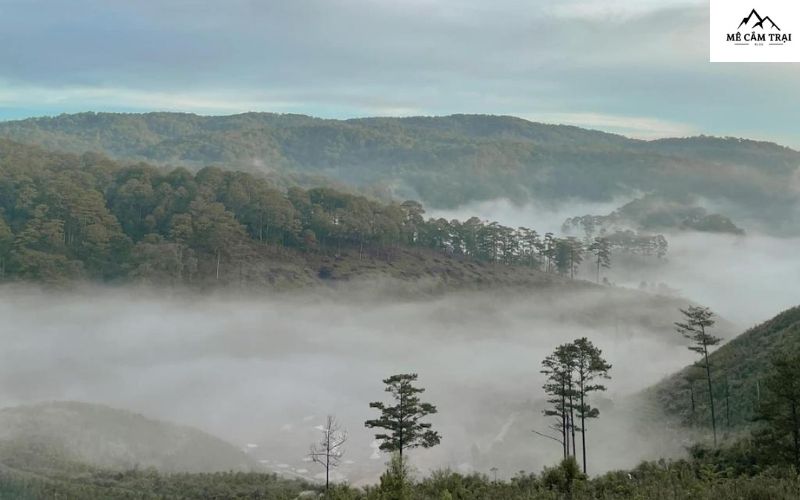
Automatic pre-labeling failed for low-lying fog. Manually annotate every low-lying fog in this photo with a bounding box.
[433,198,800,327]
[2,198,797,485]
[1,284,695,484]
[614,231,800,327]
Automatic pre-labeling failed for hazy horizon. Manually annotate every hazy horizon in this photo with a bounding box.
[1,0,798,148]
[1,110,798,151]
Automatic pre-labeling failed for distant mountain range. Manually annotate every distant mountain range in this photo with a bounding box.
[1,112,798,234]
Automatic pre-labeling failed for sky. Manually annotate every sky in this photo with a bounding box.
[0,0,798,147]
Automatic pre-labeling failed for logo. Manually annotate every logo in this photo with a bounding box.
[710,0,800,62]
[738,9,780,31]
[725,8,791,46]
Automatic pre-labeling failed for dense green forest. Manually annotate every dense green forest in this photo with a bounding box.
[0,139,664,286]
[0,112,797,234]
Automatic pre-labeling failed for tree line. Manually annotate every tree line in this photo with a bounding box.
[0,145,666,284]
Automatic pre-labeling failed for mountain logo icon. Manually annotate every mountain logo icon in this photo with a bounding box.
[737,9,781,31]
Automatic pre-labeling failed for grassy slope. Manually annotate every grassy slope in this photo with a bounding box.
[175,243,573,292]
[644,305,800,430]
[0,401,256,473]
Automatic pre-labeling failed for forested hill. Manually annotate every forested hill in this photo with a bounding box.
[646,305,800,430]
[0,112,798,233]
[1,138,667,287]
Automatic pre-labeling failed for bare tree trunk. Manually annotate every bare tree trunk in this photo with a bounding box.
[325,427,331,491]
[569,390,576,458]
[725,377,730,428]
[215,249,220,281]
[570,249,575,279]
[580,387,587,473]
[398,391,405,467]
[792,400,799,472]
[561,383,568,459]
[571,411,576,459]
[703,342,718,446]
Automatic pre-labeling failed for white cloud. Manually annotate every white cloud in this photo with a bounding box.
[0,83,298,115]
[547,0,703,20]
[520,112,698,139]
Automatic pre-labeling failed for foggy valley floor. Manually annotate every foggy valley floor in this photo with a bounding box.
[0,282,704,484]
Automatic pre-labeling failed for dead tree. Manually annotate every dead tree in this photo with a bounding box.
[309,415,347,491]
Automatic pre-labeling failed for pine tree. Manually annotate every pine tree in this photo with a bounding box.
[758,352,800,471]
[676,306,723,446]
[572,337,611,473]
[365,373,441,465]
[587,237,611,283]
[542,344,578,458]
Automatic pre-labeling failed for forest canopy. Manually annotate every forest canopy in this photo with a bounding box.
[0,139,665,285]
[0,112,798,234]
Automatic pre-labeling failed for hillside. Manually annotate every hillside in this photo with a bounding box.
[0,138,669,289]
[645,305,800,430]
[563,194,746,236]
[1,112,798,233]
[0,401,256,473]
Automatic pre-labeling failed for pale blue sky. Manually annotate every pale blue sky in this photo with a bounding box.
[0,0,798,147]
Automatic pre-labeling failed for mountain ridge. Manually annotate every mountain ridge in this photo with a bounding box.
[3,111,796,152]
[1,112,798,234]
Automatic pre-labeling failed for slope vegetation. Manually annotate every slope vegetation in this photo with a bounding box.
[646,305,800,429]
[0,139,664,290]
[1,112,798,233]
[0,401,256,473]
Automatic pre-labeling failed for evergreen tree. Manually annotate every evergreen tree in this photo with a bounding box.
[377,452,414,500]
[542,344,578,459]
[758,352,800,471]
[572,337,611,473]
[587,237,611,283]
[676,306,723,446]
[365,373,441,465]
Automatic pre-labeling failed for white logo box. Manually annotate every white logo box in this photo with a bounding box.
[710,0,799,62]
